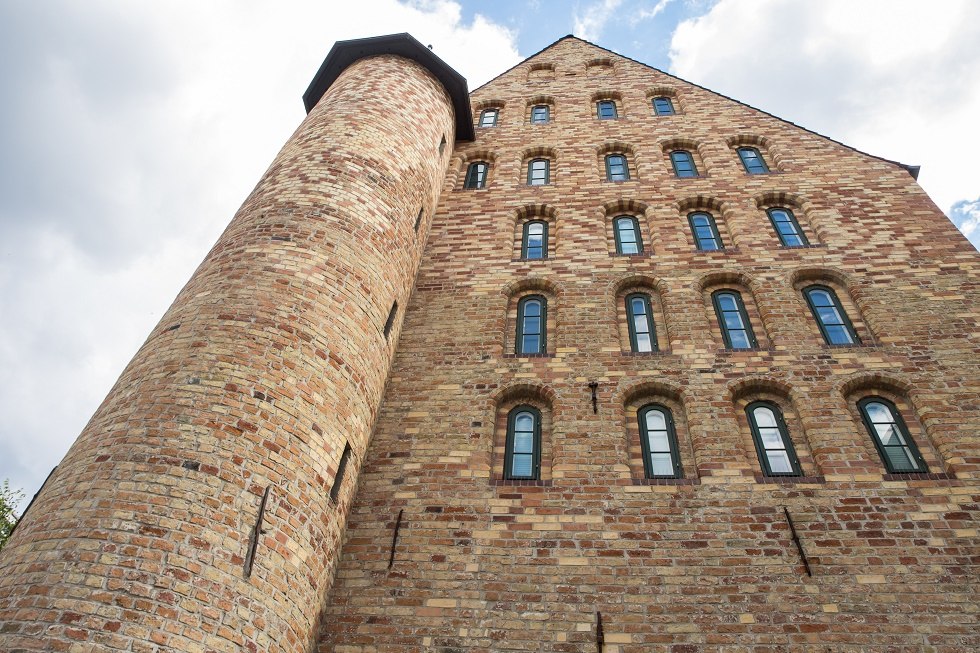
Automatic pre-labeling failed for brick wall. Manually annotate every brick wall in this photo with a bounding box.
[318,38,979,652]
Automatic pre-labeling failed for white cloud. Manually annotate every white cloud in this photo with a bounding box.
[631,0,675,25]
[574,0,625,41]
[950,199,980,238]
[0,0,520,504]
[668,0,980,242]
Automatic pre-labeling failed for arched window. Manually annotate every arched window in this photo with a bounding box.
[521,221,548,260]
[652,96,675,115]
[505,405,541,479]
[605,154,630,181]
[527,158,550,185]
[596,99,618,119]
[464,162,488,189]
[737,147,769,174]
[613,216,643,255]
[638,404,681,478]
[746,401,802,476]
[516,295,547,354]
[669,150,699,178]
[479,109,499,127]
[626,293,657,352]
[530,104,550,124]
[803,285,858,345]
[767,208,808,247]
[858,397,927,473]
[712,290,757,349]
[688,212,723,251]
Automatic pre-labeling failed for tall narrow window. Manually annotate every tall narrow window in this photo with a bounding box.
[505,406,541,479]
[858,398,928,473]
[613,216,643,255]
[527,158,550,185]
[530,104,550,124]
[767,208,808,247]
[522,221,548,259]
[596,100,618,119]
[669,150,699,178]
[747,402,802,476]
[329,442,352,501]
[638,404,681,478]
[414,207,424,232]
[803,285,858,345]
[479,109,499,127]
[383,301,398,338]
[652,97,675,115]
[464,162,488,189]
[712,290,757,350]
[688,212,723,251]
[439,135,446,154]
[605,154,630,181]
[626,293,657,353]
[516,295,547,354]
[737,147,769,174]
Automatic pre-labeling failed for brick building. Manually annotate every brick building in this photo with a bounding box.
[1,33,977,652]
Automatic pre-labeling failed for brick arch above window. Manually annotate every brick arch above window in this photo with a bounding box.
[586,57,616,76]
[456,150,498,189]
[511,204,559,261]
[660,137,708,178]
[726,134,784,172]
[754,191,823,246]
[789,267,876,345]
[596,142,638,182]
[591,90,624,119]
[526,96,555,124]
[697,272,771,350]
[527,62,555,80]
[520,147,558,186]
[646,86,681,114]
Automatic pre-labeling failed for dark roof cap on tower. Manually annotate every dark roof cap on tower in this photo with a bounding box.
[303,33,474,142]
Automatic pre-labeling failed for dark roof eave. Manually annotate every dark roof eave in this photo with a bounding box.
[303,33,474,142]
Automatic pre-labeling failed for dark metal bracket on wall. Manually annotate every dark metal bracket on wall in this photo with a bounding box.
[388,508,404,569]
[783,507,812,576]
[596,610,604,652]
[588,381,599,414]
[244,486,271,578]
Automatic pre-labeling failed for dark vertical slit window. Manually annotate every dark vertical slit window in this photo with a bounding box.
[605,154,630,181]
[804,285,858,345]
[652,96,675,115]
[414,207,424,232]
[383,301,398,338]
[626,293,657,353]
[516,295,546,354]
[530,104,550,124]
[712,290,758,349]
[688,212,723,250]
[613,216,643,255]
[479,109,498,127]
[638,404,681,478]
[858,398,927,473]
[439,135,446,154]
[464,162,488,189]
[747,402,802,476]
[737,147,769,174]
[330,442,352,501]
[767,208,809,247]
[527,158,550,185]
[505,405,541,479]
[597,100,618,119]
[669,150,699,177]
[522,220,548,259]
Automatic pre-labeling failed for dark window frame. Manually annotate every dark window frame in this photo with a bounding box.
[803,285,859,345]
[766,207,809,247]
[613,215,644,255]
[504,405,542,480]
[521,220,548,260]
[638,404,682,478]
[516,294,547,355]
[464,161,489,189]
[527,158,551,186]
[711,290,758,350]
[478,108,499,128]
[625,292,658,353]
[596,100,618,119]
[604,153,630,182]
[858,397,928,473]
[688,211,723,251]
[530,104,550,124]
[652,96,675,115]
[737,146,769,174]
[746,401,803,477]
[669,150,699,178]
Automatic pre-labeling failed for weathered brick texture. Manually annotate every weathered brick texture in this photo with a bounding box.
[0,54,454,652]
[317,38,979,651]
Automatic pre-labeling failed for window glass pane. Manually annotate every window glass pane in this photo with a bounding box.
[511,454,533,477]
[864,402,892,423]
[825,325,853,344]
[630,297,646,316]
[515,413,533,431]
[598,101,617,118]
[767,450,793,474]
[884,447,917,471]
[808,289,833,306]
[716,293,737,311]
[634,333,652,352]
[723,311,747,330]
[479,110,497,127]
[653,97,674,115]
[758,426,784,449]
[874,422,905,446]
[522,300,541,317]
[649,453,674,476]
[739,147,768,173]
[523,316,541,335]
[521,334,540,353]
[647,428,670,451]
[645,410,667,432]
[728,331,752,349]
[513,430,534,453]
[753,406,778,428]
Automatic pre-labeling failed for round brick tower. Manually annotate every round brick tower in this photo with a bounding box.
[0,34,471,653]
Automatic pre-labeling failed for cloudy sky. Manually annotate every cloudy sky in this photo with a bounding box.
[1,0,978,507]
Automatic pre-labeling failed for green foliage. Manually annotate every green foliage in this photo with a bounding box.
[0,480,25,552]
